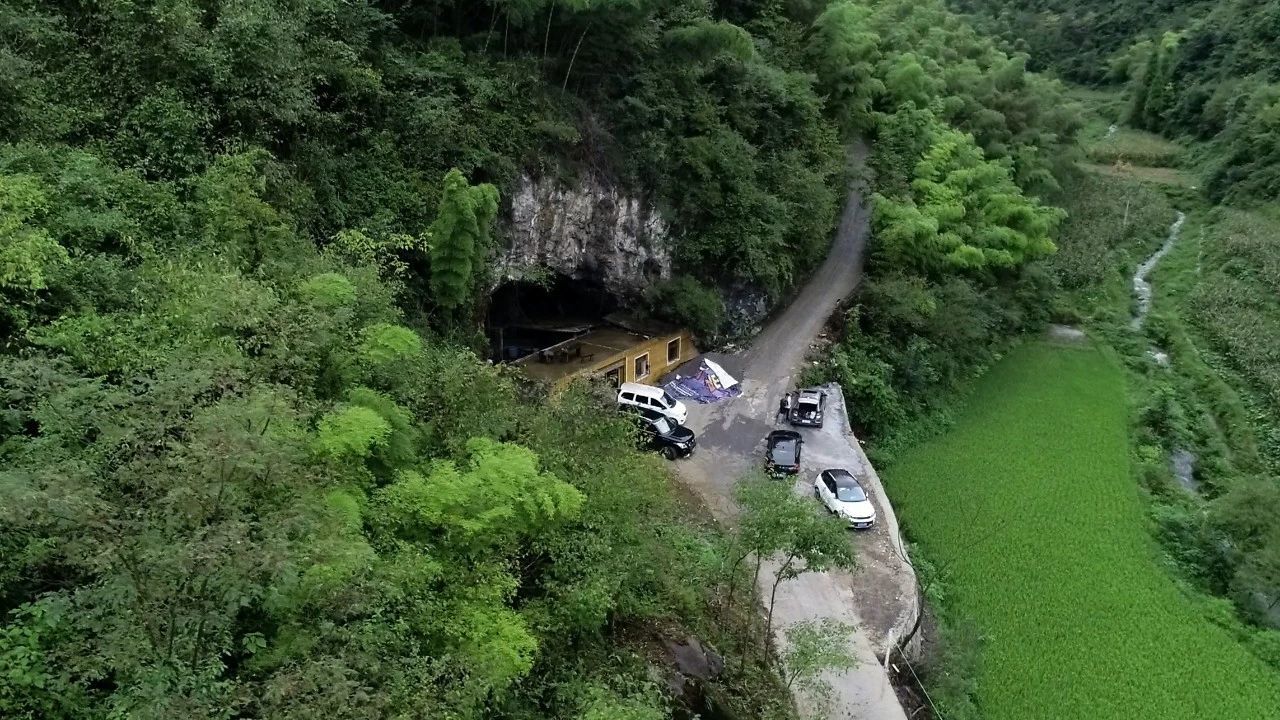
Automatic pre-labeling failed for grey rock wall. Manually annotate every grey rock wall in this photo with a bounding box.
[494,171,672,296]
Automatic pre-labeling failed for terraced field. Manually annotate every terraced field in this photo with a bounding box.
[884,343,1280,720]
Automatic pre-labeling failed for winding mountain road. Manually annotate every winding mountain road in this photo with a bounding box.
[673,142,915,720]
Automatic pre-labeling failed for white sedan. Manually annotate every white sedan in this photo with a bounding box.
[814,469,876,529]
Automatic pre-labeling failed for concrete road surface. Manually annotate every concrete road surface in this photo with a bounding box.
[672,142,916,720]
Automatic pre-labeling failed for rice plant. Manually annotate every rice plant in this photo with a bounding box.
[883,343,1280,720]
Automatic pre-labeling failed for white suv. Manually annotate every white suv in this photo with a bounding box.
[617,382,688,426]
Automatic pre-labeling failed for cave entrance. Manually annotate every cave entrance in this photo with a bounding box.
[486,273,621,363]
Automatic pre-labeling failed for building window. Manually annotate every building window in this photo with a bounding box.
[633,353,650,380]
[667,337,681,364]
[604,364,623,387]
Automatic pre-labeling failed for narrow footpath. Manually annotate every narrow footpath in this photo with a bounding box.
[673,142,915,720]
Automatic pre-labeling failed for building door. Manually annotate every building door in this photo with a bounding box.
[603,363,624,387]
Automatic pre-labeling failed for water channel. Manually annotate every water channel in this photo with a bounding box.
[1131,211,1186,331]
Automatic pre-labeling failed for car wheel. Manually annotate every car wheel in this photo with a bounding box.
[661,446,677,460]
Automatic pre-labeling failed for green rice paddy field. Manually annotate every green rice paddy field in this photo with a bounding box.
[885,343,1280,720]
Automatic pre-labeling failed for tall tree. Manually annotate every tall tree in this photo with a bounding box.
[428,169,499,313]
[806,1,885,135]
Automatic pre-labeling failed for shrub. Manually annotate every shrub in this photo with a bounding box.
[644,275,726,339]
[299,272,357,308]
[358,323,423,366]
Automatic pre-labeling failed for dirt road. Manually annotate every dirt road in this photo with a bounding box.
[673,143,916,719]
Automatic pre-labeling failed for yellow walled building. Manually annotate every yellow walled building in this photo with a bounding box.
[513,314,697,390]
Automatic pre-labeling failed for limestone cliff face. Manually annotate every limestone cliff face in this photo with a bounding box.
[495,171,672,296]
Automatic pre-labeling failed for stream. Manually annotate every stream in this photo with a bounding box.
[1131,210,1200,493]
[1131,211,1186,330]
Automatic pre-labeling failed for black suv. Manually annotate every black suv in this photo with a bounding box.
[765,430,803,476]
[788,388,827,428]
[623,405,696,460]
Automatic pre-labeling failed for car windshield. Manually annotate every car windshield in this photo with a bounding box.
[770,439,797,464]
[836,484,867,503]
[661,391,677,408]
[652,416,674,435]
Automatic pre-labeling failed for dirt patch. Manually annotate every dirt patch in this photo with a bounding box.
[1079,161,1195,188]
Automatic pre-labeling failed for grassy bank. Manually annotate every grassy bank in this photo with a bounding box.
[884,342,1280,720]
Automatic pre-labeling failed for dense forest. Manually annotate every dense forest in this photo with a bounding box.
[0,0,1079,717]
[806,0,1079,437]
[12,0,1275,716]
[954,0,1280,202]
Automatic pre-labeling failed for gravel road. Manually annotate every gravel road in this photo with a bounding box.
[672,142,916,720]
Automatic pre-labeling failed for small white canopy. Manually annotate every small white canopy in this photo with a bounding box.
[702,358,739,390]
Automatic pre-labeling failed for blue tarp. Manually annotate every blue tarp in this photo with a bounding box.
[663,358,742,404]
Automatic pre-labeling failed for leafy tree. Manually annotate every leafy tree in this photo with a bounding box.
[874,125,1062,274]
[663,19,756,63]
[0,175,65,293]
[807,1,885,135]
[327,229,426,285]
[732,477,855,654]
[358,323,424,367]
[781,620,858,707]
[762,507,856,650]
[0,173,67,333]
[428,169,499,313]
[1214,479,1280,619]
[644,275,726,338]
[883,53,941,110]
[374,438,584,552]
[299,272,358,309]
[316,404,393,460]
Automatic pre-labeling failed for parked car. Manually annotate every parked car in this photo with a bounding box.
[622,405,696,460]
[813,469,876,529]
[764,430,803,476]
[788,388,827,428]
[617,381,688,426]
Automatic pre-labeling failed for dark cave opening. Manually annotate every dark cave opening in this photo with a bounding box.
[486,274,621,362]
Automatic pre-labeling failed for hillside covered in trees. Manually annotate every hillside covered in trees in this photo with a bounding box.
[954,0,1280,202]
[0,0,1096,717]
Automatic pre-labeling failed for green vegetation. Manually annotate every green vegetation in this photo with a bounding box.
[2,0,1275,717]
[1040,110,1280,653]
[1083,127,1183,168]
[808,0,1082,437]
[428,170,500,315]
[1141,207,1280,625]
[1187,209,1280,415]
[1048,169,1176,316]
[1,144,807,718]
[0,0,847,313]
[0,0,879,717]
[828,1,1280,713]
[644,276,727,340]
[949,0,1208,84]
[955,0,1280,203]
[884,342,1280,720]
